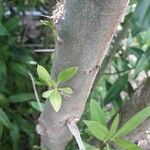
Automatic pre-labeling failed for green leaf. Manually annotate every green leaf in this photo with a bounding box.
[84,120,109,141]
[58,87,73,95]
[42,90,53,98]
[0,108,12,129]
[0,2,4,21]
[0,124,3,139]
[10,122,20,150]
[49,89,62,112]
[30,101,44,112]
[0,23,9,36]
[131,0,150,36]
[4,16,19,32]
[9,93,35,103]
[110,114,120,136]
[114,139,141,150]
[37,65,55,86]
[90,99,106,126]
[114,106,150,138]
[103,74,128,105]
[134,49,150,75]
[57,67,78,83]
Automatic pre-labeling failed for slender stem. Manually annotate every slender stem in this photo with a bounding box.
[106,143,110,150]
[28,72,43,112]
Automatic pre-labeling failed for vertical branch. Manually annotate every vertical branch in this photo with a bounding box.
[37,0,130,149]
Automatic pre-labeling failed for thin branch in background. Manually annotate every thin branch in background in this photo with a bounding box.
[34,49,55,53]
[28,72,43,112]
[67,117,85,150]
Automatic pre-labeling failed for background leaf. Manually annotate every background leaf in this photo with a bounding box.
[131,0,150,36]
[9,93,35,103]
[0,108,12,129]
[103,74,128,105]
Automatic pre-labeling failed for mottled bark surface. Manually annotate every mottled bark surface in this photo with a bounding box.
[37,0,129,149]
[120,78,150,149]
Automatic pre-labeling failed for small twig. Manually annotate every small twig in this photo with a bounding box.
[67,117,85,150]
[34,49,55,53]
[28,72,43,112]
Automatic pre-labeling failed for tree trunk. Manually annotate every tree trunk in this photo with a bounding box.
[120,78,150,149]
[37,0,129,149]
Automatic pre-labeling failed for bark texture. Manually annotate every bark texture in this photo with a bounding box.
[37,0,129,149]
[120,78,150,149]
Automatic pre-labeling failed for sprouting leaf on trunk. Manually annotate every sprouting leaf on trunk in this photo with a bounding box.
[49,89,62,112]
[42,90,53,98]
[58,87,73,95]
[37,65,55,86]
[57,67,78,83]
[114,106,150,138]
[90,99,106,126]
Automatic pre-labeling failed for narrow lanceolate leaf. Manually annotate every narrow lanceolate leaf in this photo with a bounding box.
[9,93,35,103]
[114,139,141,150]
[37,65,55,86]
[10,122,20,150]
[49,89,62,112]
[0,108,12,129]
[42,90,53,98]
[103,74,128,105]
[134,49,150,75]
[90,99,106,126]
[84,120,109,141]
[57,67,78,83]
[110,114,120,136]
[131,0,150,36]
[114,106,150,138]
[58,87,73,95]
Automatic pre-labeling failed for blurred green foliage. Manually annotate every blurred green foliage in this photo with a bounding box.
[0,0,150,150]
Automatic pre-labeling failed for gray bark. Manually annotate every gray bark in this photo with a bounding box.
[120,78,150,149]
[37,0,129,149]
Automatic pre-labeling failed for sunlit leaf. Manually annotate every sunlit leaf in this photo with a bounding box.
[110,114,120,136]
[37,65,55,86]
[114,139,141,150]
[42,90,52,98]
[84,120,109,141]
[57,67,78,83]
[114,106,150,137]
[90,99,106,126]
[58,87,73,95]
[49,89,62,112]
